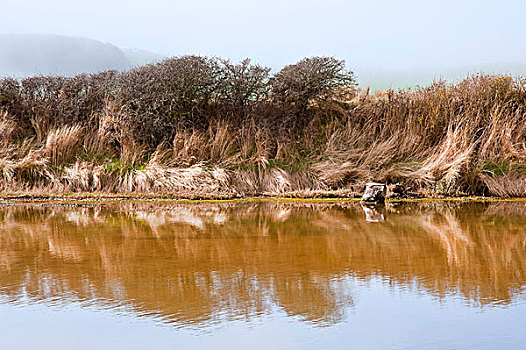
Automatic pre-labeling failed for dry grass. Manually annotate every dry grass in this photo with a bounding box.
[45,125,84,165]
[482,175,526,198]
[1,73,526,197]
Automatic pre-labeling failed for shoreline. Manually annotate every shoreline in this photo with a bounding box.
[2,72,526,199]
[1,192,526,204]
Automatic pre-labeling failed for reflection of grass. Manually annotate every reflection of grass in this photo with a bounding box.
[0,201,524,326]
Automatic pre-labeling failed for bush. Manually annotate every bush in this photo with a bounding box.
[216,58,271,118]
[0,55,356,148]
[0,71,117,138]
[271,57,357,110]
[112,55,222,145]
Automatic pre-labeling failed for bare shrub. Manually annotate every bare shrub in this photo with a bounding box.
[271,57,357,109]
[112,55,222,146]
[0,72,116,139]
[217,58,270,119]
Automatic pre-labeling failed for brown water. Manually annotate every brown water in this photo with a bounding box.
[0,201,525,349]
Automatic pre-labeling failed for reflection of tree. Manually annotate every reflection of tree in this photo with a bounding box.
[0,202,525,328]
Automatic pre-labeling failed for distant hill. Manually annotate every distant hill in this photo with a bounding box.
[0,34,130,77]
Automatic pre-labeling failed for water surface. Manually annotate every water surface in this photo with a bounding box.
[0,201,525,349]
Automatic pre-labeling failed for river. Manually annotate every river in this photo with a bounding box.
[0,201,525,349]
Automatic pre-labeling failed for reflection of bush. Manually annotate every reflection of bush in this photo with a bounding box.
[0,202,525,327]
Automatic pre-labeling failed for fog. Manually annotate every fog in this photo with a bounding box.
[0,34,130,77]
[0,0,525,88]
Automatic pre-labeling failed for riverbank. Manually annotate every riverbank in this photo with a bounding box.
[2,56,526,197]
[1,190,524,204]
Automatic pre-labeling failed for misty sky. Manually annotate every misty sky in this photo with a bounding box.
[1,0,525,73]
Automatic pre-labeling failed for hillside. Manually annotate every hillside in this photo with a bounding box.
[0,34,130,77]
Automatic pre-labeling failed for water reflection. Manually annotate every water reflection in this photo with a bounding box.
[360,203,385,222]
[0,201,525,328]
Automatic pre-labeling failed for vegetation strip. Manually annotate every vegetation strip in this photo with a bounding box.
[1,56,526,197]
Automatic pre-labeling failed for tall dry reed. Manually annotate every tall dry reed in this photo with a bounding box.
[1,56,525,197]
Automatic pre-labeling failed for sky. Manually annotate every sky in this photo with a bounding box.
[1,0,525,87]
